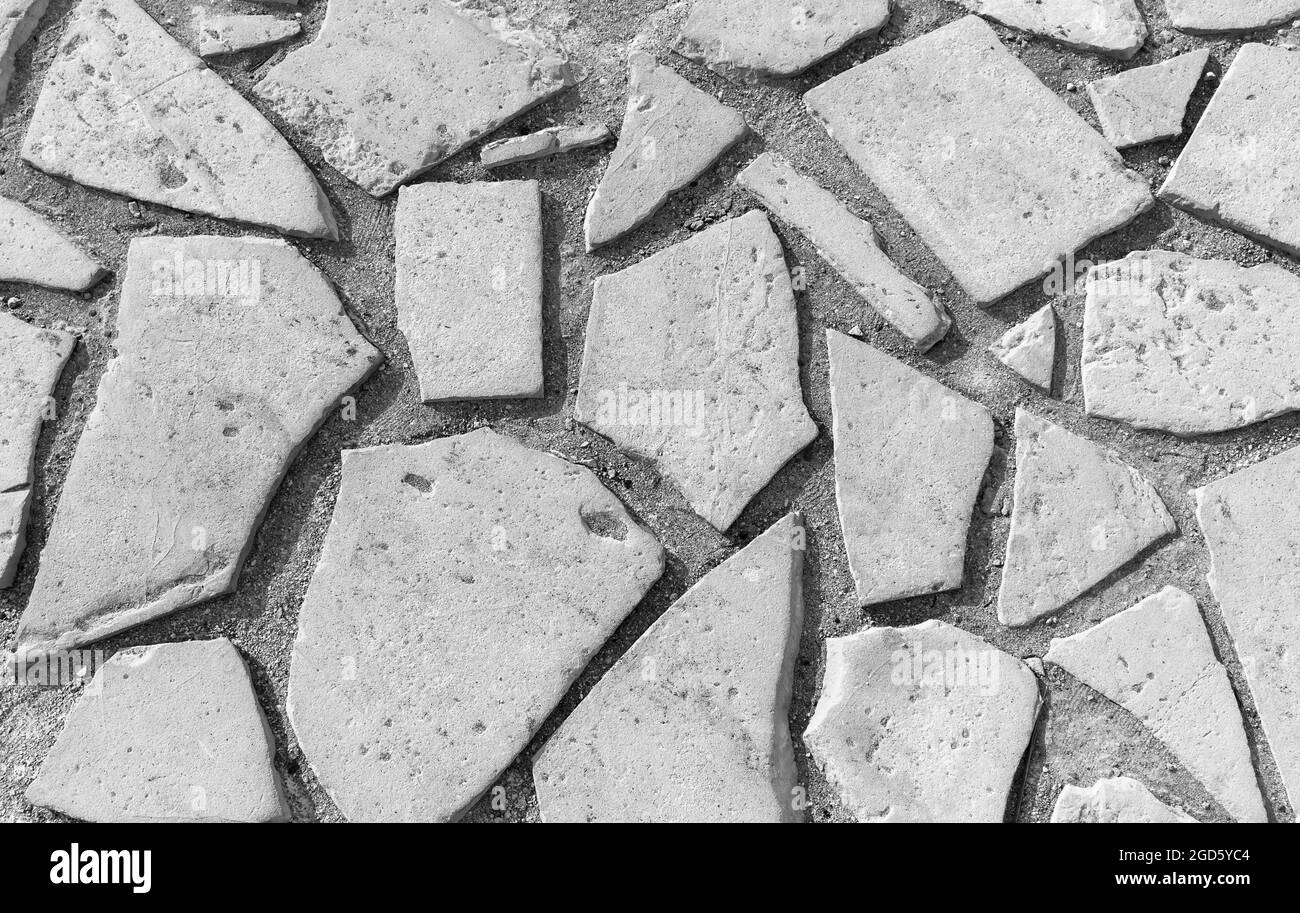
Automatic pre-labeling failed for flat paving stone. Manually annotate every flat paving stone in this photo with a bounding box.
[481,124,610,169]
[1083,251,1300,436]
[1045,586,1267,822]
[533,513,804,823]
[255,0,574,196]
[990,304,1056,390]
[584,49,748,250]
[0,195,106,291]
[804,620,1040,822]
[997,409,1175,627]
[1087,49,1209,149]
[957,0,1148,58]
[1051,776,1196,822]
[13,236,380,653]
[827,329,993,606]
[197,12,299,57]
[738,152,951,351]
[1164,0,1300,33]
[804,15,1153,304]
[289,429,665,822]
[1196,445,1300,814]
[0,0,46,108]
[395,181,543,401]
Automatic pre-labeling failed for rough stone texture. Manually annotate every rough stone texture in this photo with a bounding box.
[25,639,288,822]
[254,0,574,197]
[676,0,891,81]
[1051,776,1197,822]
[827,329,992,606]
[1083,251,1300,436]
[1164,0,1300,33]
[21,0,337,239]
[804,15,1153,304]
[1196,446,1300,814]
[957,0,1148,58]
[1159,44,1300,258]
[0,195,106,291]
[805,620,1040,822]
[395,181,543,401]
[997,410,1175,627]
[12,236,380,653]
[990,304,1056,390]
[1087,49,1209,149]
[0,0,47,108]
[533,513,803,822]
[576,211,816,531]
[481,123,610,168]
[289,429,665,822]
[737,152,951,351]
[1045,586,1267,823]
[196,12,300,57]
[584,49,748,250]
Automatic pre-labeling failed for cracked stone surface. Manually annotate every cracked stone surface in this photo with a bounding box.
[0,195,106,291]
[534,513,803,823]
[584,49,748,250]
[576,211,816,531]
[0,0,46,108]
[956,0,1148,58]
[12,236,380,653]
[827,329,993,606]
[1051,776,1196,822]
[1083,251,1300,436]
[997,409,1175,627]
[254,0,574,196]
[1045,586,1267,823]
[25,639,288,823]
[289,428,665,822]
[805,15,1153,304]
[738,152,951,351]
[196,12,300,57]
[21,0,338,239]
[1164,0,1300,33]
[805,620,1040,822]
[395,181,543,401]
[990,304,1056,390]
[1087,49,1209,149]
[1196,445,1300,814]
[481,123,610,169]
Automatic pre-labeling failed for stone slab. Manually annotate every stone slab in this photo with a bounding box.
[1165,0,1300,33]
[197,12,300,57]
[0,195,106,291]
[481,124,610,169]
[957,0,1148,58]
[990,304,1056,390]
[1087,49,1209,149]
[0,0,47,108]
[1051,776,1197,822]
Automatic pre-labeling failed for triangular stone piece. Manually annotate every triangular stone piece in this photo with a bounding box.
[957,0,1148,58]
[1087,49,1209,149]
[1051,776,1196,823]
[0,196,106,291]
[197,12,300,57]
[533,513,804,823]
[990,304,1056,390]
[1,0,47,108]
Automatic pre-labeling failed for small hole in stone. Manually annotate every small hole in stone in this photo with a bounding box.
[580,507,627,541]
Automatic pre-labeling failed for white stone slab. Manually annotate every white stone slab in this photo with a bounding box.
[0,195,106,291]
[990,304,1056,390]
[1051,776,1197,822]
[957,0,1148,58]
[0,0,48,107]
[1165,0,1300,33]
[1087,49,1209,149]
[480,124,610,169]
[196,12,299,57]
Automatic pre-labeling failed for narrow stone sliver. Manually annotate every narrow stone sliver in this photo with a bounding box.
[1164,0,1300,33]
[0,195,106,291]
[990,304,1056,391]
[956,0,1148,59]
[195,11,300,58]
[1051,776,1197,823]
[481,124,611,170]
[1087,49,1211,150]
[0,0,47,109]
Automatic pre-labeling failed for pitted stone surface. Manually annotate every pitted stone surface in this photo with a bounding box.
[254,0,574,196]
[197,12,299,57]
[1164,0,1300,33]
[576,211,816,531]
[957,0,1148,58]
[804,15,1153,304]
[25,639,288,823]
[584,49,748,250]
[0,0,47,108]
[738,153,951,351]
[990,304,1056,390]
[827,330,993,606]
[1051,776,1196,822]
[1087,49,1209,149]
[21,0,337,239]
[481,124,610,169]
[1083,251,1300,436]
[805,620,1041,822]
[395,181,543,401]
[533,513,803,823]
[13,236,380,653]
[289,429,665,822]
[997,410,1175,627]
[1045,586,1267,823]
[0,196,106,291]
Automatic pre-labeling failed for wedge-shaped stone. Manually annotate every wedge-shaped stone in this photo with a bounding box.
[534,513,804,823]
[990,304,1056,390]
[956,0,1148,58]
[998,410,1175,627]
[197,12,300,57]
[828,330,992,606]
[26,639,288,823]
[805,620,1040,822]
[481,124,610,169]
[1087,49,1209,149]
[1164,0,1300,33]
[738,153,951,351]
[254,0,573,196]
[1,0,47,107]
[1045,587,1267,822]
[577,212,816,531]
[0,196,105,291]
[13,236,380,653]
[1051,776,1196,823]
[585,50,747,250]
[804,15,1153,305]
[290,429,664,822]
[1196,446,1300,813]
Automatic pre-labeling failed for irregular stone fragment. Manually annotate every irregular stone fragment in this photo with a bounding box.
[576,212,816,531]
[1087,49,1209,149]
[1051,776,1197,823]
[534,513,804,823]
[805,620,1040,822]
[997,410,1175,627]
[827,329,993,606]
[1045,586,1267,822]
[1083,251,1300,435]
[956,0,1148,58]
[0,0,47,108]
[0,196,106,291]
[990,304,1056,390]
[1159,44,1300,257]
[196,11,300,57]
[480,124,611,169]
[584,49,748,250]
[395,181,542,401]
[1164,0,1300,33]
[13,236,380,653]
[737,153,951,351]
[1196,446,1300,813]
[290,429,664,822]
[804,15,1153,304]
[254,0,574,196]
